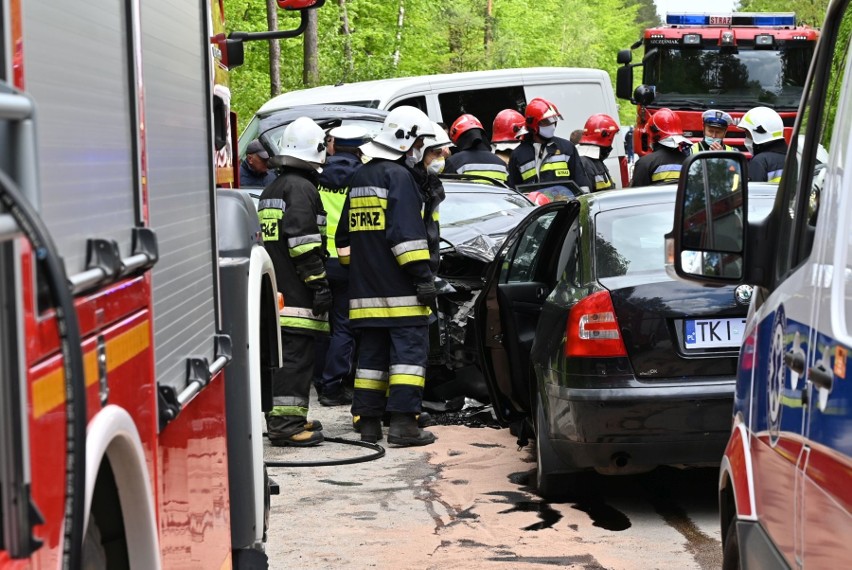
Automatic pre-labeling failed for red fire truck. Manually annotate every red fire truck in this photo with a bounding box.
[0,0,323,568]
[616,12,820,155]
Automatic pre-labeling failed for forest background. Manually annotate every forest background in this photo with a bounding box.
[224,0,829,130]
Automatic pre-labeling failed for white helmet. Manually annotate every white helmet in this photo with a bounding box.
[361,106,435,160]
[424,121,452,153]
[275,116,327,171]
[740,106,784,146]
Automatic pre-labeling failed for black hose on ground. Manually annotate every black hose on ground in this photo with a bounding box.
[0,167,86,570]
[265,437,385,468]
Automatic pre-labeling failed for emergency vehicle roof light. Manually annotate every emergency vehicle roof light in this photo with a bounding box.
[720,30,736,46]
[752,14,796,26]
[666,13,797,27]
[666,14,710,26]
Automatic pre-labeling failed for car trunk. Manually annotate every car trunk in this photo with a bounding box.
[599,272,743,379]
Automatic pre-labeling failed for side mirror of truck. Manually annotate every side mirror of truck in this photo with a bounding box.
[616,66,634,101]
[667,152,748,283]
[616,49,632,65]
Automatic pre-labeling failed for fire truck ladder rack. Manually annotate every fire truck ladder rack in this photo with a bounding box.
[0,86,86,569]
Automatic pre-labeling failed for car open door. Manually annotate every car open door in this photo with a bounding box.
[475,201,579,425]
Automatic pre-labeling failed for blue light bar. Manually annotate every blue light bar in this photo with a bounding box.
[752,15,796,26]
[666,14,709,26]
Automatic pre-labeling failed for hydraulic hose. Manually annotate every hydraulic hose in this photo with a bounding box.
[265,437,385,468]
[0,167,86,570]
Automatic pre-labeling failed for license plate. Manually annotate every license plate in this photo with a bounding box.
[684,318,746,349]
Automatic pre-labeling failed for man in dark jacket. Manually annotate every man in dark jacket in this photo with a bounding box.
[631,108,690,187]
[444,114,508,184]
[240,139,277,187]
[576,114,619,192]
[507,98,591,193]
[740,106,787,183]
[336,106,438,447]
[314,125,371,406]
[257,117,332,447]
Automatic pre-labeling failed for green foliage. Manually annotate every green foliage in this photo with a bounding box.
[735,0,829,28]
[224,0,655,128]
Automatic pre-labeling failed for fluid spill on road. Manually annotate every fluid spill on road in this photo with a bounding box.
[317,479,362,487]
[507,469,632,532]
[485,490,562,531]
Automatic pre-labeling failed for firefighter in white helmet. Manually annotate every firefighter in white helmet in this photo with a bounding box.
[740,106,787,183]
[336,106,439,446]
[258,116,331,447]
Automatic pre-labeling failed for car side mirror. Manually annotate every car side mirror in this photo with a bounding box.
[668,152,748,282]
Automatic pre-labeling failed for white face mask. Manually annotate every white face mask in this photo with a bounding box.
[427,157,445,175]
[406,145,424,168]
[538,124,557,139]
[704,136,722,147]
[744,136,754,154]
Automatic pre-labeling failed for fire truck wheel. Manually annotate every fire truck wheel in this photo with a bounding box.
[722,517,740,570]
[82,514,108,570]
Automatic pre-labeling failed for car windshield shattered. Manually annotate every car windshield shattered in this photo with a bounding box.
[441,191,532,226]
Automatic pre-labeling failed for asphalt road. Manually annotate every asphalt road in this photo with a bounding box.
[263,394,723,570]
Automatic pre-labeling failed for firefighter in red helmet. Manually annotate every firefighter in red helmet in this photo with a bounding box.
[444,113,509,184]
[491,109,527,164]
[630,108,690,187]
[577,113,619,192]
[507,97,591,192]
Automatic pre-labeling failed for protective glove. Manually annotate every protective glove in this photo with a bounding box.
[414,280,437,305]
[312,286,332,316]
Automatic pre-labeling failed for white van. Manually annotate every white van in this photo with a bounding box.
[245,67,627,187]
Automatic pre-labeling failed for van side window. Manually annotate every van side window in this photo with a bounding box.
[776,12,852,281]
[390,96,427,114]
[438,86,526,139]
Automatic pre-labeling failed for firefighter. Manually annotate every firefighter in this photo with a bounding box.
[690,109,736,154]
[631,108,690,187]
[507,97,591,192]
[413,122,452,270]
[257,116,332,447]
[314,125,372,407]
[444,113,509,183]
[491,109,527,165]
[240,139,277,187]
[740,106,787,183]
[576,114,619,192]
[336,106,438,447]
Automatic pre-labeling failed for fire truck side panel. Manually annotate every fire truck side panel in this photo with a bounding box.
[156,372,232,569]
[141,0,219,392]
[20,0,137,275]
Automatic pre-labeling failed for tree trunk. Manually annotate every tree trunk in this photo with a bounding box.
[393,1,405,69]
[484,0,493,52]
[303,8,319,86]
[266,0,281,97]
[338,0,353,80]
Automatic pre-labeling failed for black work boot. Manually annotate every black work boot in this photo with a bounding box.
[387,413,436,447]
[359,416,383,443]
[318,385,353,407]
[267,415,324,447]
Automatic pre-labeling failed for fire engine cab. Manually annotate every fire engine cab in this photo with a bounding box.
[0,0,325,568]
[616,12,820,155]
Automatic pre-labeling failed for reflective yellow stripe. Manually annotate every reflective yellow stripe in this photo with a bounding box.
[290,242,321,257]
[461,170,509,182]
[279,316,331,332]
[339,255,350,266]
[520,167,538,181]
[350,196,387,209]
[268,405,308,417]
[354,378,389,392]
[350,305,431,320]
[305,272,327,283]
[540,161,569,174]
[651,170,681,182]
[389,374,426,388]
[396,249,430,265]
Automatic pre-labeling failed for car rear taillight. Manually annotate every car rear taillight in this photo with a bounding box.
[619,156,629,187]
[566,291,627,357]
[740,330,755,371]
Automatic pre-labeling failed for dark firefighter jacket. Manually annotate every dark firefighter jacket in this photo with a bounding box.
[317,152,363,258]
[258,169,329,334]
[631,146,687,187]
[445,146,509,184]
[336,158,433,328]
[507,136,591,190]
[749,140,788,183]
[580,155,616,192]
[411,164,445,273]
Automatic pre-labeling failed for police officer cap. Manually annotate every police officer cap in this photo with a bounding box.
[246,139,269,160]
[328,124,372,147]
[702,109,733,128]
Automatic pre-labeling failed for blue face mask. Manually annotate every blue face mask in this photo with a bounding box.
[704,136,722,146]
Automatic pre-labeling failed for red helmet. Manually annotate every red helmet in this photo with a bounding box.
[648,108,683,143]
[524,98,563,134]
[277,0,324,9]
[580,114,619,148]
[449,114,485,143]
[491,109,527,143]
